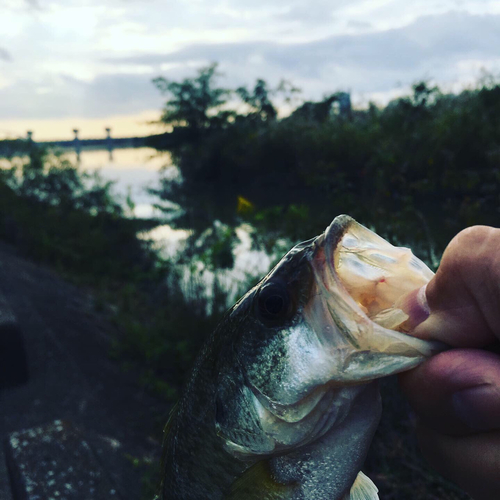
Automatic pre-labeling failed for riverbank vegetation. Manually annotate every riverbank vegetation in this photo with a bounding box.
[3,66,497,498]
[0,143,155,281]
[150,65,500,270]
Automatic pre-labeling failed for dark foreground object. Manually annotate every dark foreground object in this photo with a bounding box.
[0,242,171,499]
[0,289,28,389]
[5,420,123,500]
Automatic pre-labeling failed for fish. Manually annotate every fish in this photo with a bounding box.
[159,214,442,499]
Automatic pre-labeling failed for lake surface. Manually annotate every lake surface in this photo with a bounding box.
[72,147,273,284]
[67,146,201,258]
[3,145,273,291]
[65,146,171,219]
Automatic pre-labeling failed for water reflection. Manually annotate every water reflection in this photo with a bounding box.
[2,143,274,298]
[66,147,174,219]
[139,222,273,306]
[139,224,191,258]
[73,148,274,286]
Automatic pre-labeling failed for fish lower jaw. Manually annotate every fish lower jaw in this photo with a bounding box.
[332,217,434,333]
[322,317,443,381]
[316,216,446,368]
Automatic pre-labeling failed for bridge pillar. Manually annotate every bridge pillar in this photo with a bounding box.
[72,129,81,161]
[105,127,113,161]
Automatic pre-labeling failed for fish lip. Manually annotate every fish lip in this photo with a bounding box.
[312,214,446,371]
[323,214,356,273]
[314,214,358,288]
[324,214,356,250]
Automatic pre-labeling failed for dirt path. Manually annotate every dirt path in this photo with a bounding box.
[0,242,170,499]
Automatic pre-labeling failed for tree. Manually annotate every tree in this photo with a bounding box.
[236,79,301,122]
[411,81,440,108]
[152,63,234,136]
[236,79,278,122]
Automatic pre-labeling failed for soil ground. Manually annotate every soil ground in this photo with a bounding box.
[0,241,170,499]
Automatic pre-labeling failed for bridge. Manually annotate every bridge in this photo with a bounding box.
[28,128,148,152]
[0,127,176,159]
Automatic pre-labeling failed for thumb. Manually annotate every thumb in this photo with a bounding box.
[400,349,500,435]
[405,225,500,348]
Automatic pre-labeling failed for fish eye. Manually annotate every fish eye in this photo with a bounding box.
[257,282,292,324]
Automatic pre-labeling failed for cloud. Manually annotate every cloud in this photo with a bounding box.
[0,48,12,61]
[346,20,373,29]
[3,10,500,121]
[275,1,336,26]
[0,0,40,8]
[105,11,500,93]
[0,73,164,120]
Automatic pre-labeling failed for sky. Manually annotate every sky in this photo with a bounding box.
[1,0,500,140]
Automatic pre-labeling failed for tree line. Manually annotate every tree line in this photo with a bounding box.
[149,65,500,269]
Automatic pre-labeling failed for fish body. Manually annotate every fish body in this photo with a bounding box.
[161,215,441,499]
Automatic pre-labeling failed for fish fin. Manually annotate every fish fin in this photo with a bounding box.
[161,402,179,446]
[158,403,179,499]
[225,460,297,499]
[344,471,379,500]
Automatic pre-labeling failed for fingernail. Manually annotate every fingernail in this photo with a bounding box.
[400,284,430,328]
[452,384,500,431]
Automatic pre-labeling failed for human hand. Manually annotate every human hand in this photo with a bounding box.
[399,226,500,500]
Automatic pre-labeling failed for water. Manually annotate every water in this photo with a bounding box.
[2,145,273,296]
[0,146,171,219]
[69,146,206,259]
[65,147,172,219]
[72,147,273,294]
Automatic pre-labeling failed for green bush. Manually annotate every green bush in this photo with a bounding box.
[151,74,500,267]
[0,144,156,283]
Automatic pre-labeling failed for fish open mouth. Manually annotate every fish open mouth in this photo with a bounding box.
[313,214,442,367]
[327,215,433,333]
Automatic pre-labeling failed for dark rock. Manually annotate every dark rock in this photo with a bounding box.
[0,289,28,389]
[0,241,170,499]
[5,420,123,500]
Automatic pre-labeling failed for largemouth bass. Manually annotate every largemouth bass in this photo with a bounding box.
[160,215,441,499]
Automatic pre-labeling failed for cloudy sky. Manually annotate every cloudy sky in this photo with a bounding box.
[1,0,500,139]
